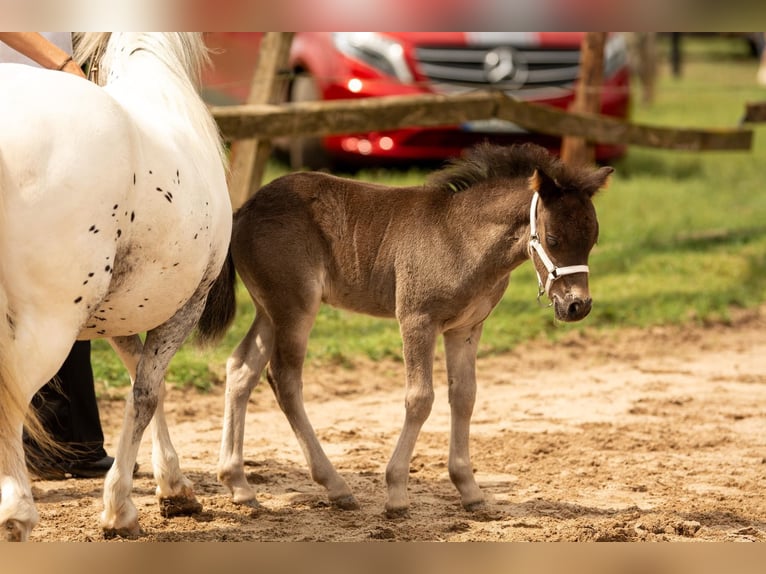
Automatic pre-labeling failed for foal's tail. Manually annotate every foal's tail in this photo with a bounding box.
[197,248,237,346]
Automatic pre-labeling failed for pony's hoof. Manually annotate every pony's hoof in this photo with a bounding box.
[3,519,29,542]
[331,494,360,511]
[103,522,144,540]
[159,495,203,518]
[384,506,411,519]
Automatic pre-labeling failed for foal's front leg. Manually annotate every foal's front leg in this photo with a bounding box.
[443,324,486,511]
[385,315,438,517]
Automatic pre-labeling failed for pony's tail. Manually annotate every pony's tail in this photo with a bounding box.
[0,156,31,469]
[0,285,22,471]
[0,153,54,473]
[0,287,50,472]
[196,248,237,346]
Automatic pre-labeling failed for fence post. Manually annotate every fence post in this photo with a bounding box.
[228,32,294,209]
[561,32,607,166]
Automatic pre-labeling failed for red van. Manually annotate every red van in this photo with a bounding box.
[203,32,631,169]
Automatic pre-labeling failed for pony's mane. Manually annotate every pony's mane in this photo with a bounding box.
[427,142,594,194]
[74,33,209,87]
[74,33,226,169]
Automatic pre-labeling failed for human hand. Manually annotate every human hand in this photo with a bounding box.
[0,32,86,79]
[58,56,87,79]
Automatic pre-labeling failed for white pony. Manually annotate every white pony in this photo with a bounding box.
[0,33,232,541]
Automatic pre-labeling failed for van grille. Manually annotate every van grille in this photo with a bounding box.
[413,46,581,99]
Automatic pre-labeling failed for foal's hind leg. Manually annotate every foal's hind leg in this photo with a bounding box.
[218,311,273,506]
[269,307,358,510]
[443,325,486,511]
[101,298,206,538]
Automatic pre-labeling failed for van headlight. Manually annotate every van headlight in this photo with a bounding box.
[333,32,413,83]
[604,33,628,78]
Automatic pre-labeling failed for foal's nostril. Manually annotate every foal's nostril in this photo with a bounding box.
[568,297,592,319]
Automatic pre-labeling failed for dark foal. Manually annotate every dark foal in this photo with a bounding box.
[201,143,613,516]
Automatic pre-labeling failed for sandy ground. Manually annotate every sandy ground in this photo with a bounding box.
[28,306,766,542]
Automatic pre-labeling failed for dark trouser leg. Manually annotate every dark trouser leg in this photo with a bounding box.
[28,340,106,463]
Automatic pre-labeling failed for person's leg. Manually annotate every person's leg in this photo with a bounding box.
[25,341,112,478]
[55,340,107,462]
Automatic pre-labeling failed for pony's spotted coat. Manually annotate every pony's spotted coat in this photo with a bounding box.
[0,33,231,541]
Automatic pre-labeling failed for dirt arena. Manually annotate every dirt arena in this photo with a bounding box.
[29,306,766,542]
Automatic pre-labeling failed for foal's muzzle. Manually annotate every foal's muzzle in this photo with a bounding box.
[552,293,592,322]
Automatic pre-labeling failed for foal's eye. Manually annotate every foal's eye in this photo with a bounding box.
[546,234,559,247]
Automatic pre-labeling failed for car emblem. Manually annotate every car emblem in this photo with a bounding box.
[484,47,516,83]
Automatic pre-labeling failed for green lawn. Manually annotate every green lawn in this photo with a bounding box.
[92,35,766,392]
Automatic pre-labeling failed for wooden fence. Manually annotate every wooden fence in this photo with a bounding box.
[743,102,766,123]
[212,91,753,151]
[209,32,756,208]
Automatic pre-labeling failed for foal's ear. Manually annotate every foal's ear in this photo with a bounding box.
[588,166,615,196]
[528,169,559,200]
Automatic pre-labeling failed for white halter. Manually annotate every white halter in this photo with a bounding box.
[527,192,590,301]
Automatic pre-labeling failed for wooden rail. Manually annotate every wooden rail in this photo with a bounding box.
[212,90,753,152]
[742,102,766,123]
[215,32,754,208]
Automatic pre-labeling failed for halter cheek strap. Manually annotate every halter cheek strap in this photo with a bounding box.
[527,192,589,300]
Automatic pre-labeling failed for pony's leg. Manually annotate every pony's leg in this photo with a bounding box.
[150,379,203,518]
[218,311,273,506]
[269,306,359,510]
[109,335,201,518]
[1,319,74,540]
[97,335,142,537]
[0,437,38,541]
[385,315,438,517]
[101,297,205,538]
[443,324,486,511]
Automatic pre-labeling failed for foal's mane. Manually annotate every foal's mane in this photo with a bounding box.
[427,142,595,194]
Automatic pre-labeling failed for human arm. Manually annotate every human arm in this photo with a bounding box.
[0,32,86,78]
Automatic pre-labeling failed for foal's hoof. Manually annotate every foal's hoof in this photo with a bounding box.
[463,500,488,513]
[231,495,265,517]
[103,522,144,540]
[331,494,360,511]
[230,487,261,508]
[159,495,203,518]
[384,506,411,520]
[234,497,264,511]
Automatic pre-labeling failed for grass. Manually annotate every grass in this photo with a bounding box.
[91,36,766,391]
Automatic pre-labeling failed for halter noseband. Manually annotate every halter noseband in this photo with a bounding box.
[527,191,589,302]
